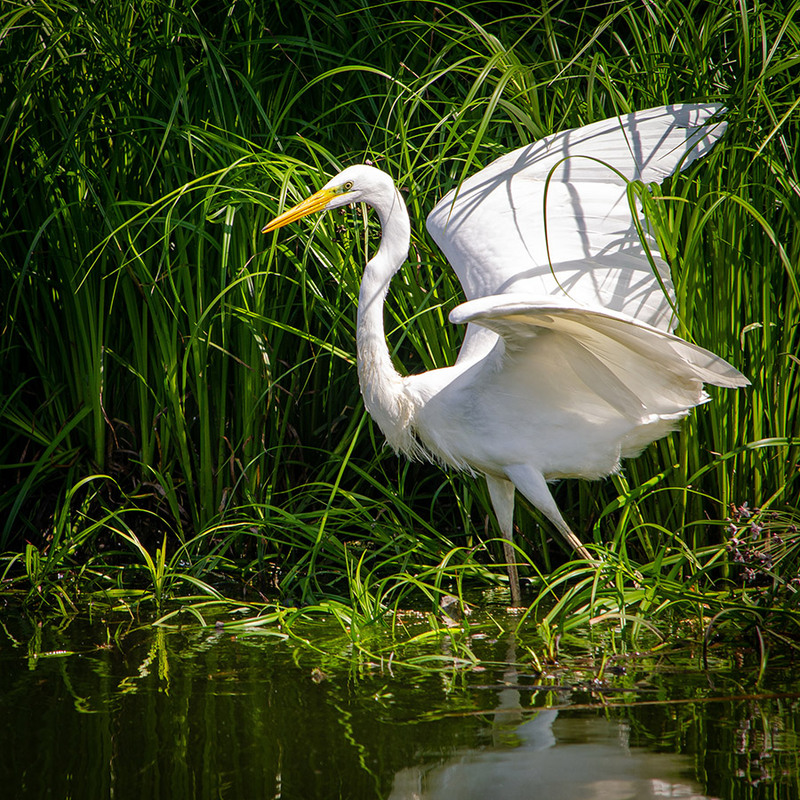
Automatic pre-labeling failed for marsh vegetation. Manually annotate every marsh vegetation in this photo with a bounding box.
[1,0,799,673]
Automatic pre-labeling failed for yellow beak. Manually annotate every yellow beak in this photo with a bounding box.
[261,187,338,233]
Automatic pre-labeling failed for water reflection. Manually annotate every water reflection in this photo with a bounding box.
[390,711,711,800]
[391,636,710,800]
[0,613,797,799]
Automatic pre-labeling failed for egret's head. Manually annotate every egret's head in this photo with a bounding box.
[262,164,389,233]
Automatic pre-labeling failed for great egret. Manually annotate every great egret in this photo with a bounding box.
[263,104,748,605]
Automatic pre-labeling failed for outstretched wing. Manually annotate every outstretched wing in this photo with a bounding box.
[427,104,726,333]
[450,294,748,426]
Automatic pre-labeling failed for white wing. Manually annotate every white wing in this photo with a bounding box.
[427,104,726,333]
[450,294,748,428]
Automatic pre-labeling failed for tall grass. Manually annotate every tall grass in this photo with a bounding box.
[1,0,798,619]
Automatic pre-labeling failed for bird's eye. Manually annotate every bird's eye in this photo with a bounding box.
[343,181,354,191]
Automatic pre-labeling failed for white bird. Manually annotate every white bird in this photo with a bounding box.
[263,104,748,605]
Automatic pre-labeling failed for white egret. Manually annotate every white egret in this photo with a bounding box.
[263,104,748,605]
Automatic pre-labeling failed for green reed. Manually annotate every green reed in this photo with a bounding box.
[0,0,798,636]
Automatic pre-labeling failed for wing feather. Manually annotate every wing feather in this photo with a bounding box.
[427,104,726,331]
[450,295,748,422]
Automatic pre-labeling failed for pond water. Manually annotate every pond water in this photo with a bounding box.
[2,609,798,799]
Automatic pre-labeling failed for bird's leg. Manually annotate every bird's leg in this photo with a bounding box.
[504,465,593,561]
[485,474,521,606]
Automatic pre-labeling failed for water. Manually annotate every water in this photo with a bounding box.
[2,610,798,799]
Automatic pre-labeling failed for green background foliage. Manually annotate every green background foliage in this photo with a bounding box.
[1,0,798,606]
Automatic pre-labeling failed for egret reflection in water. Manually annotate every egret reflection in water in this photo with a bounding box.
[389,709,713,800]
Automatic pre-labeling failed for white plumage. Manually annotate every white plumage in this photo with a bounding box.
[263,104,748,604]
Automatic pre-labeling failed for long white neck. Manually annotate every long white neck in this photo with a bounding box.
[355,182,419,455]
